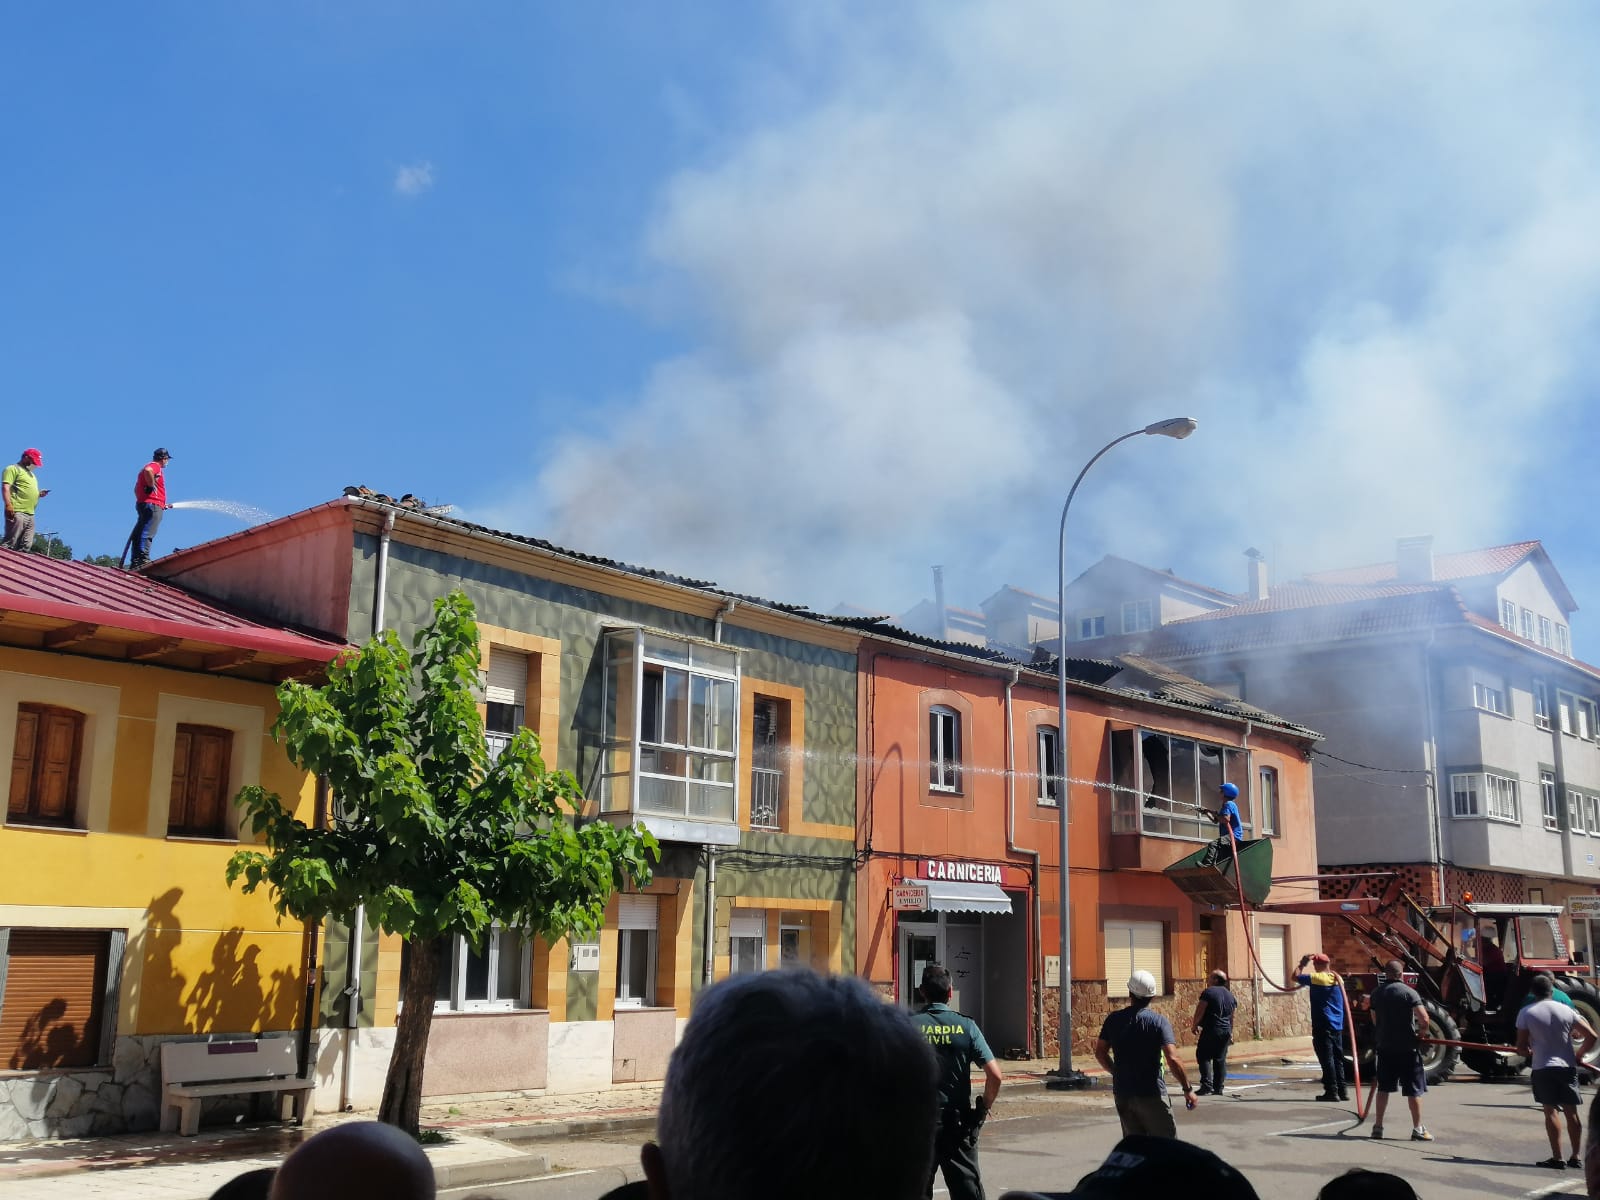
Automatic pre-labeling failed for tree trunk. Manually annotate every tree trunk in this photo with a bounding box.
[377,936,441,1135]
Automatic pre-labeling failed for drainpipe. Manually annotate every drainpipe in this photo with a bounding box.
[340,508,396,1110]
[1003,667,1047,1058]
[1420,631,1446,901]
[702,599,737,989]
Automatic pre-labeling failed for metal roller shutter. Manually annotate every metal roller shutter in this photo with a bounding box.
[617,895,659,931]
[1258,923,1291,992]
[485,651,528,706]
[0,929,110,1070]
[729,910,765,939]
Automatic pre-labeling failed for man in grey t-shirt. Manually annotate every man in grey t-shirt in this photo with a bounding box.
[1516,974,1599,1169]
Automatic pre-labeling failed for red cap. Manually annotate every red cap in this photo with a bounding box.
[21,448,41,466]
[1311,952,1331,964]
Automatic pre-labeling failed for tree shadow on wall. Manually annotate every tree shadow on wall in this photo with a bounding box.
[185,929,301,1034]
[8,998,82,1070]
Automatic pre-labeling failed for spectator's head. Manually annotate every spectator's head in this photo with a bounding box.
[921,962,953,1004]
[153,447,172,463]
[268,1121,434,1200]
[1311,952,1331,968]
[210,1168,275,1200]
[645,970,938,1200]
[1532,973,1556,1000]
[995,1134,1259,1199]
[1209,970,1229,988]
[1126,971,1158,1009]
[1316,1168,1418,1200]
[1383,960,1403,980]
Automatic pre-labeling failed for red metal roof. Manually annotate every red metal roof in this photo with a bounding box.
[0,552,345,664]
[1304,541,1542,586]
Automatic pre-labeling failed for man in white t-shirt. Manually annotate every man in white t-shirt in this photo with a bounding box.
[1516,974,1598,1170]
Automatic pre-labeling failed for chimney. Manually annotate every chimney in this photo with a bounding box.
[932,566,949,640]
[1396,535,1435,582]
[1244,547,1269,601]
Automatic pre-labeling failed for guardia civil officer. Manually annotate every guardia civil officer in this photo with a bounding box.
[913,963,1004,1200]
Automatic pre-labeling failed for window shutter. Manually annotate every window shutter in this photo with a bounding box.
[1105,920,1165,997]
[9,708,38,815]
[618,894,659,931]
[486,650,528,706]
[1131,923,1165,993]
[1258,923,1289,991]
[0,930,110,1070]
[169,727,193,829]
[34,710,82,822]
[729,910,765,939]
[1105,922,1134,997]
[189,728,232,835]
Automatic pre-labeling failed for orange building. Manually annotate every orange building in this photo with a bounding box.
[855,633,1323,1058]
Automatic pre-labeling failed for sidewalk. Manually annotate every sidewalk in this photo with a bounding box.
[0,1035,1315,1199]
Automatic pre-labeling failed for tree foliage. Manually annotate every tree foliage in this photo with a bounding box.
[227,590,657,1131]
[27,535,71,560]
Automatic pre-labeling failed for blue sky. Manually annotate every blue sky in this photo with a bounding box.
[7,5,1600,656]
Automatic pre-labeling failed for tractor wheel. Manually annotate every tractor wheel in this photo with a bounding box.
[1564,983,1600,1081]
[1421,1000,1461,1084]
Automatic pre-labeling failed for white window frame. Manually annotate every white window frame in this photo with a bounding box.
[1557,625,1571,656]
[1542,771,1560,832]
[1571,790,1586,835]
[1582,699,1600,742]
[1521,608,1535,641]
[1258,766,1279,837]
[434,928,531,1012]
[729,909,766,975]
[1533,680,1550,730]
[1501,599,1517,631]
[1558,691,1579,736]
[1120,599,1154,635]
[1036,724,1061,806]
[1471,670,1508,717]
[1451,771,1518,823]
[616,894,660,1008]
[929,706,963,793]
[1077,612,1106,640]
[1104,919,1165,998]
[1587,796,1600,839]
[1539,616,1553,648]
[1451,773,1479,818]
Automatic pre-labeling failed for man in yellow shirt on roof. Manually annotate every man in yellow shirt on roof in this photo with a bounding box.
[1,448,47,552]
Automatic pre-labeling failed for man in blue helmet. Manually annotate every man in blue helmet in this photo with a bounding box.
[1198,782,1246,866]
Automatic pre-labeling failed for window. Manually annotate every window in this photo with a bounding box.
[616,894,659,1007]
[730,910,766,975]
[1557,625,1571,657]
[1104,920,1165,998]
[929,706,962,793]
[1571,790,1585,835]
[1471,670,1507,716]
[1539,616,1553,648]
[1258,923,1292,992]
[779,912,813,969]
[1258,766,1279,836]
[1121,600,1154,634]
[484,648,528,763]
[1542,771,1560,831]
[1450,772,1518,823]
[167,725,233,838]
[1501,599,1517,631]
[1521,608,1535,641]
[1109,728,1248,841]
[9,703,85,827]
[0,929,111,1069]
[1587,795,1600,838]
[600,630,739,827]
[407,929,531,1011]
[1559,691,1579,736]
[1534,680,1550,730]
[1036,725,1060,806]
[1077,613,1106,640]
[750,698,784,830]
[1581,699,1598,742]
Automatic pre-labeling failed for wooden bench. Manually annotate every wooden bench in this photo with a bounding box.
[159,1036,315,1136]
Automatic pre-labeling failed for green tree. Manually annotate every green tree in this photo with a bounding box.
[227,590,658,1134]
[81,553,123,568]
[27,535,71,560]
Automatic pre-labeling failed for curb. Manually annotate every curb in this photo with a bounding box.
[434,1151,551,1190]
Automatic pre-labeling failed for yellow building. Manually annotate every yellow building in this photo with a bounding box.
[0,552,341,1139]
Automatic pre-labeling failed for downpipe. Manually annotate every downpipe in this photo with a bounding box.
[1002,667,1047,1059]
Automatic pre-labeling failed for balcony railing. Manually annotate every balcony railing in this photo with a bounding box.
[486,732,512,764]
[751,767,782,830]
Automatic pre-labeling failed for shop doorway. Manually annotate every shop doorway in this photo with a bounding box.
[897,894,1029,1054]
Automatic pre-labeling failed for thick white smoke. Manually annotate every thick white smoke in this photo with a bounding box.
[503,3,1600,621]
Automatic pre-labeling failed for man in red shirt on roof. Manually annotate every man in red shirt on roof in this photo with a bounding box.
[130,447,172,569]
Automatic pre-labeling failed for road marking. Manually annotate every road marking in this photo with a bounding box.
[1522,1181,1585,1198]
[1272,1119,1349,1136]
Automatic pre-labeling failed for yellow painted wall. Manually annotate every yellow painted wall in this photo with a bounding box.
[0,646,318,1037]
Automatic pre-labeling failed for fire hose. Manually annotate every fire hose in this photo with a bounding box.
[1220,828,1371,1121]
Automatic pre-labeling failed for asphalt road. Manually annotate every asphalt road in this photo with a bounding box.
[443,1061,1597,1200]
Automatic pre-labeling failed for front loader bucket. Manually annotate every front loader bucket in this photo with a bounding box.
[1164,839,1274,908]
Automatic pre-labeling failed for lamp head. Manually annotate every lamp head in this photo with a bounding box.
[1143,417,1198,440]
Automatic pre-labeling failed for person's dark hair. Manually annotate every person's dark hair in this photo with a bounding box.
[1316,1168,1418,1200]
[653,970,939,1200]
[210,1168,275,1200]
[921,962,953,1003]
[1383,959,1403,979]
[1532,973,1555,999]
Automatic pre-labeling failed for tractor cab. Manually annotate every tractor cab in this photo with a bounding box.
[1427,903,1572,1014]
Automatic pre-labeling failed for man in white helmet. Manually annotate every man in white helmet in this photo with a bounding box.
[1093,970,1195,1138]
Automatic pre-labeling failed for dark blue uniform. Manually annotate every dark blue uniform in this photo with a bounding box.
[912,1002,994,1200]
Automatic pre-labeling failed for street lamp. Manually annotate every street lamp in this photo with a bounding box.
[1049,417,1197,1085]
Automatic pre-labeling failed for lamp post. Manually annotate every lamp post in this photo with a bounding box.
[1050,417,1197,1083]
